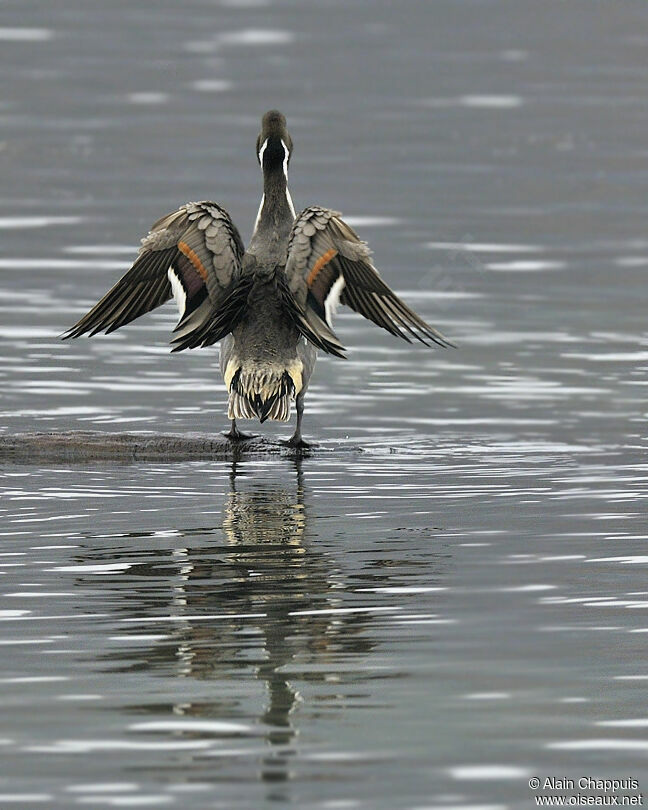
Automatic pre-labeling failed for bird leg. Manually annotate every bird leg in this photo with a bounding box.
[284,391,311,448]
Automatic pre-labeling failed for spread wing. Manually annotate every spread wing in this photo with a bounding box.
[282,206,454,357]
[63,201,245,350]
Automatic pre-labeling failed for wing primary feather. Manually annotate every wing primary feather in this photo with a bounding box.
[357,288,412,341]
[64,247,175,337]
[107,272,171,334]
[337,254,454,348]
[85,279,144,335]
[101,261,169,333]
[104,279,157,333]
[97,250,171,327]
[383,294,455,347]
[64,202,243,342]
[280,205,454,356]
[374,294,428,343]
[339,280,404,340]
[371,293,416,342]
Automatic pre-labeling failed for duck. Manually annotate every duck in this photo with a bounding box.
[64,110,453,447]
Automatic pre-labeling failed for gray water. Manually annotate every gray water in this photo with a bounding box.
[1,0,648,807]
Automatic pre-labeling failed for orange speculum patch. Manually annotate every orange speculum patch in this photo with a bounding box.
[178,241,208,281]
[307,249,338,285]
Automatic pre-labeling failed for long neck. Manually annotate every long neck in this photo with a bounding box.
[250,165,296,253]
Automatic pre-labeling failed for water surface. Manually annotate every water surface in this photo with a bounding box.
[1,0,648,806]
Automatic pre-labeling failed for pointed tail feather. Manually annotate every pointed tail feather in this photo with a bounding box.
[227,365,297,423]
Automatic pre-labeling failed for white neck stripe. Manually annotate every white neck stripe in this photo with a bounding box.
[254,137,294,230]
[252,193,265,234]
[285,187,296,219]
[258,138,268,165]
[281,138,290,181]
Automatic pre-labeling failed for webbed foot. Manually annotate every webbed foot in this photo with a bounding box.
[224,428,257,442]
[282,435,312,449]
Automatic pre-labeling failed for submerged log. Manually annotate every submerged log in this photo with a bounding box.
[0,431,357,463]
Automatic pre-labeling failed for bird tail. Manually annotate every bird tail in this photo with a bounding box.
[226,362,300,423]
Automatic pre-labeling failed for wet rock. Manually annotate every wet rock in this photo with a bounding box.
[0,431,346,463]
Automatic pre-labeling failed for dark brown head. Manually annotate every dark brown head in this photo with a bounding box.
[256,110,293,175]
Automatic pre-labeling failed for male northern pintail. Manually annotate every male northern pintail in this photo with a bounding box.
[65,111,453,446]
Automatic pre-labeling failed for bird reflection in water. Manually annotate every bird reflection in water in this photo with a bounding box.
[99,458,375,785]
[221,461,307,746]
